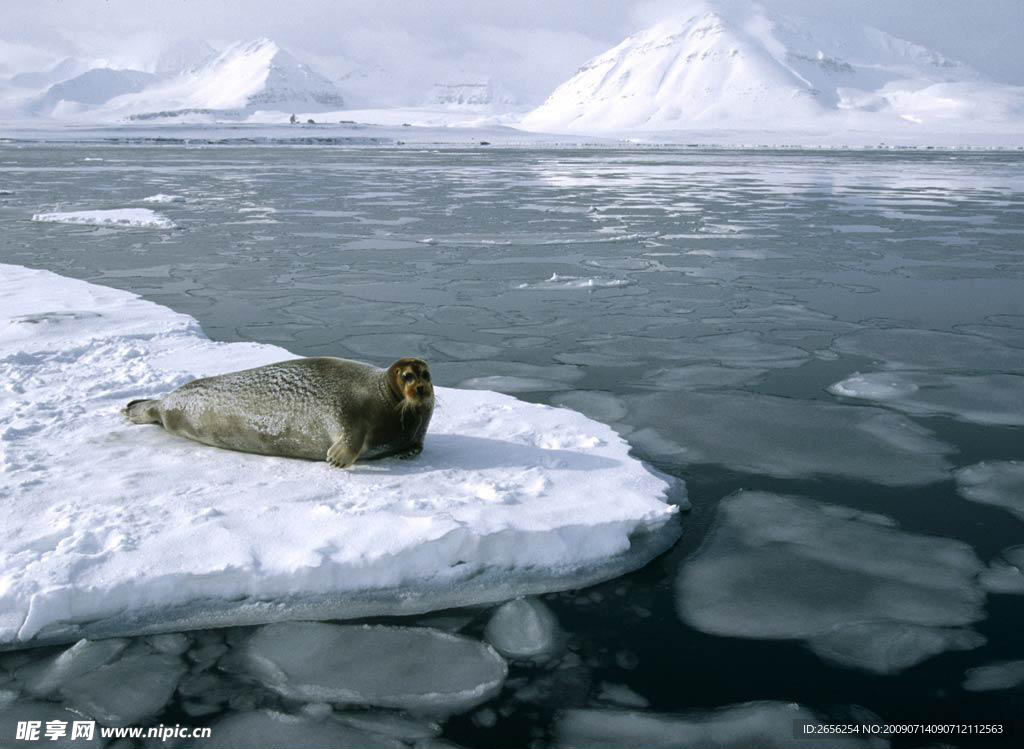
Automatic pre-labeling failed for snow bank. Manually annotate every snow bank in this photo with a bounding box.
[30,208,175,229]
[675,492,985,673]
[0,263,681,648]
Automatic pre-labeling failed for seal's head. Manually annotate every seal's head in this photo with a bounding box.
[387,357,434,408]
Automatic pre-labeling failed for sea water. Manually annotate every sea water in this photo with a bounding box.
[1,144,1022,747]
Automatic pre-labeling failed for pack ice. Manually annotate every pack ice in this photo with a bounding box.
[676,492,986,674]
[0,263,681,648]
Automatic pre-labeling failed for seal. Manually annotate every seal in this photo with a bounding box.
[125,357,434,468]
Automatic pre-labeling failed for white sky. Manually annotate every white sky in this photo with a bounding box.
[3,0,1022,103]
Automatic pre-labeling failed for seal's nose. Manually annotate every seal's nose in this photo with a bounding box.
[416,385,426,397]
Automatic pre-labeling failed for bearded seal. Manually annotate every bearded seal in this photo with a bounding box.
[124,357,434,468]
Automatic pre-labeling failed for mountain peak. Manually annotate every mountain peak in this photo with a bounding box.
[520,4,1018,133]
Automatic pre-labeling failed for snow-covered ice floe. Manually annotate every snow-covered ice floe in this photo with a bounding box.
[675,492,986,674]
[141,193,186,204]
[30,208,176,229]
[828,372,1024,426]
[0,263,681,648]
[516,273,633,290]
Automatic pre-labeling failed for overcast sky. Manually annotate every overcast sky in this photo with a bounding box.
[3,0,1022,102]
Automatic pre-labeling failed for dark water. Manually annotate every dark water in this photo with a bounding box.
[1,144,1023,747]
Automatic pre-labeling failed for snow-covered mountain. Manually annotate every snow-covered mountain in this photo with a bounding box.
[7,38,345,121]
[107,38,344,119]
[520,1,1024,133]
[154,39,218,76]
[30,68,160,115]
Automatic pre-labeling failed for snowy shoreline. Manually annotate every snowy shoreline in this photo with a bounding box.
[0,263,682,649]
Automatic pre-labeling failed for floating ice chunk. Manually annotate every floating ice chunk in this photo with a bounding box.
[955,462,1024,520]
[59,653,186,726]
[979,559,1024,595]
[808,622,984,674]
[549,391,629,424]
[963,659,1024,692]
[485,597,561,659]
[192,710,403,749]
[0,263,679,648]
[460,375,567,392]
[626,391,953,485]
[146,632,191,655]
[19,638,129,697]
[595,682,649,708]
[517,273,633,290]
[828,372,918,400]
[0,700,105,748]
[556,702,884,748]
[675,492,985,673]
[335,711,441,740]
[833,328,1024,373]
[243,623,507,714]
[829,372,1024,426]
[141,194,185,203]
[31,208,176,229]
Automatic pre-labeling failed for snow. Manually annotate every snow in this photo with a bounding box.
[484,597,561,659]
[241,622,506,714]
[963,660,1024,692]
[0,263,680,648]
[954,462,1024,520]
[556,702,884,748]
[828,372,1024,426]
[141,193,185,204]
[520,1,1024,137]
[675,492,986,674]
[30,208,175,229]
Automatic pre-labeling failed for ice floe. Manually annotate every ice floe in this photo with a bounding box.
[963,659,1024,692]
[516,273,633,290]
[192,710,404,749]
[241,622,506,714]
[58,652,185,726]
[833,328,1024,373]
[954,462,1024,521]
[624,390,954,485]
[828,372,1024,426]
[484,597,562,659]
[141,193,186,203]
[675,492,985,673]
[556,702,885,748]
[30,208,176,229]
[0,263,681,648]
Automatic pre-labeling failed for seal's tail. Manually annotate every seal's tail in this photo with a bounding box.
[125,398,160,424]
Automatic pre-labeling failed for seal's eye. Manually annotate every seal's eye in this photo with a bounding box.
[422,372,431,381]
[402,372,415,382]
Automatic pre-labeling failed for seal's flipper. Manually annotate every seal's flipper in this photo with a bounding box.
[125,398,161,424]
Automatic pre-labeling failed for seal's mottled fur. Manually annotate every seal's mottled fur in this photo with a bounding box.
[126,357,434,468]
